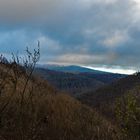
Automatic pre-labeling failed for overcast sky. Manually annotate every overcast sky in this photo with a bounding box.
[0,0,140,73]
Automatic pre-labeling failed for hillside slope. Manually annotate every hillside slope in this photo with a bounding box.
[34,68,105,95]
[79,73,140,118]
[0,63,120,140]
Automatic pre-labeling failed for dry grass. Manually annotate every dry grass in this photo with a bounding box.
[0,62,123,140]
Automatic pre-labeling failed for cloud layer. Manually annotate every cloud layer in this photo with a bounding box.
[0,0,140,70]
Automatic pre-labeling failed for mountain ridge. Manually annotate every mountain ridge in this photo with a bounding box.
[37,64,124,74]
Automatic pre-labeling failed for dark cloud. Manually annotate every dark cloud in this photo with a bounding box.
[0,0,140,71]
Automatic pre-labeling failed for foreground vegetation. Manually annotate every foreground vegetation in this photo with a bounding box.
[79,72,140,140]
[0,46,139,140]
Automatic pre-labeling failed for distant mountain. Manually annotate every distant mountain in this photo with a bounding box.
[34,66,126,96]
[37,64,112,74]
[79,72,126,84]
[34,68,105,96]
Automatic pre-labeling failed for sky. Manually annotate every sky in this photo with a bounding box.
[0,0,140,74]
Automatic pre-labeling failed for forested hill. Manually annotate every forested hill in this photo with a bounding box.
[0,61,139,139]
[0,62,122,140]
[34,67,126,96]
[79,73,140,118]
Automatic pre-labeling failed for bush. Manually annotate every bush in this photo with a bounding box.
[115,94,140,140]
